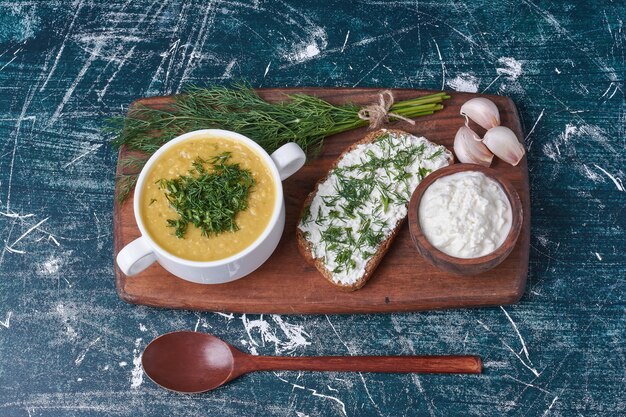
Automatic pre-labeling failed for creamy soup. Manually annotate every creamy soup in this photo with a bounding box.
[140,136,276,261]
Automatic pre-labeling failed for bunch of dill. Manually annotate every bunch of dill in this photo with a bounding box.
[108,84,449,201]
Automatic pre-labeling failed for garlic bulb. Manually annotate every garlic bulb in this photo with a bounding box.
[453,126,494,167]
[460,98,500,130]
[482,126,526,166]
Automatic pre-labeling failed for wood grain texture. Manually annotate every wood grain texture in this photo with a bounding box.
[113,88,531,313]
[141,331,481,393]
[243,354,483,375]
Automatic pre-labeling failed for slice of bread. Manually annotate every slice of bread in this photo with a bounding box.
[296,129,454,291]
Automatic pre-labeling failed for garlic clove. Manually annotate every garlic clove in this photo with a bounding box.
[460,97,501,130]
[482,126,526,166]
[453,126,494,167]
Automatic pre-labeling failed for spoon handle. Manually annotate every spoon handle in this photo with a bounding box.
[249,355,482,374]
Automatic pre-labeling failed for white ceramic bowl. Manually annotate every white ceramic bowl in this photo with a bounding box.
[116,129,306,284]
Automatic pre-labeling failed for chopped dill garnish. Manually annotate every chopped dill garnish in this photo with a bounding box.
[418,166,432,181]
[314,206,327,226]
[381,193,390,213]
[321,195,341,207]
[427,148,444,160]
[321,226,344,244]
[301,205,312,225]
[158,152,255,238]
[333,249,356,273]
[329,209,341,219]
[336,175,375,219]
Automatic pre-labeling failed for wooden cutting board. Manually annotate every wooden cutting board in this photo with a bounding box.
[113,88,530,314]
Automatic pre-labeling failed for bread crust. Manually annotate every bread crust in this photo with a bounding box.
[296,129,453,291]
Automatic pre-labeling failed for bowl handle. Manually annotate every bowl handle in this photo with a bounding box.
[270,143,306,181]
[116,237,157,276]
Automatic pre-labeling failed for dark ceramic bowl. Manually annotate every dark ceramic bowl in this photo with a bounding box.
[408,164,523,276]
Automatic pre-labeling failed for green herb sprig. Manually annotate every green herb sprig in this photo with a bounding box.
[109,84,449,201]
[157,152,255,239]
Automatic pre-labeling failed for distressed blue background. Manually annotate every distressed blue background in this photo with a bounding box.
[0,1,624,416]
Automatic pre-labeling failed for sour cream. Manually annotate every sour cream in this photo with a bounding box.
[418,171,512,258]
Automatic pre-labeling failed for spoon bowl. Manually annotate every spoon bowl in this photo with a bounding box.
[142,331,239,393]
[142,331,482,393]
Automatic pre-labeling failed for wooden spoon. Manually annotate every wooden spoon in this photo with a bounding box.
[141,331,482,393]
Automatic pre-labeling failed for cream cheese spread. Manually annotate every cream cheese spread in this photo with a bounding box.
[298,130,451,285]
[418,171,512,258]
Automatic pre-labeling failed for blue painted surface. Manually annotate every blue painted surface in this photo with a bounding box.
[0,1,624,416]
